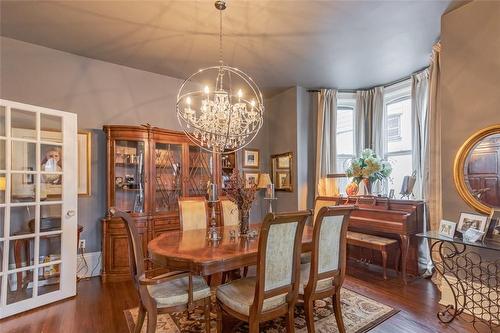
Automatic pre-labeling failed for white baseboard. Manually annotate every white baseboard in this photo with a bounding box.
[440,274,498,324]
[77,251,102,278]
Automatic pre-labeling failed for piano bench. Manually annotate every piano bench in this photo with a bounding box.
[347,231,400,280]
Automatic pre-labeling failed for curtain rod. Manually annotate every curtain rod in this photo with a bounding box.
[307,66,429,93]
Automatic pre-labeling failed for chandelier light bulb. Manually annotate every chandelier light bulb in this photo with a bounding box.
[186,96,191,105]
[251,99,256,107]
[204,86,210,94]
[238,89,243,98]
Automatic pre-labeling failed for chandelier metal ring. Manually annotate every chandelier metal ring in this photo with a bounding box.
[176,65,264,154]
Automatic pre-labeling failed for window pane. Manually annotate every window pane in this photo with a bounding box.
[386,98,412,153]
[336,107,354,175]
[387,153,413,195]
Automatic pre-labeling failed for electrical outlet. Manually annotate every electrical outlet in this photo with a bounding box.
[79,239,86,249]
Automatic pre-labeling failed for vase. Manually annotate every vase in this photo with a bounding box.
[362,178,372,195]
[238,209,250,235]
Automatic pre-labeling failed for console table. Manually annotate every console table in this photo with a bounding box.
[418,231,500,332]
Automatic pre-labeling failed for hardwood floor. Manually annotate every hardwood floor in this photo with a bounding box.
[0,262,481,333]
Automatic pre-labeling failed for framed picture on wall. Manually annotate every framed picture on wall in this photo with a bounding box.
[243,149,259,168]
[78,131,92,196]
[243,171,259,188]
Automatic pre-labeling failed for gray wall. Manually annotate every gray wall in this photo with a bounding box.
[266,87,299,212]
[440,2,500,220]
[0,37,269,252]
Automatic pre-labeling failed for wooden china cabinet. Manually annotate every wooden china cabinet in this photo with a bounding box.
[101,125,236,282]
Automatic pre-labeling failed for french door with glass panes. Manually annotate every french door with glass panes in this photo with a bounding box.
[0,99,78,318]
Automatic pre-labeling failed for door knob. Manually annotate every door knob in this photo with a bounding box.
[66,210,76,217]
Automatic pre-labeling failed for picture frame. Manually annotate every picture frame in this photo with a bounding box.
[486,209,500,239]
[438,219,457,238]
[78,131,92,196]
[276,171,290,189]
[243,171,260,188]
[243,149,259,168]
[277,155,290,169]
[457,212,489,239]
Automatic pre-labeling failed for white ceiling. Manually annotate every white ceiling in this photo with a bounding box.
[0,1,465,92]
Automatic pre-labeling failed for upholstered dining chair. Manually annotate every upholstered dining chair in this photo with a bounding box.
[298,205,356,333]
[301,196,340,264]
[178,197,208,231]
[219,197,249,282]
[219,197,239,226]
[216,210,311,333]
[110,208,211,333]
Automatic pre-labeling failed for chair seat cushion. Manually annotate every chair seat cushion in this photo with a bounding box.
[147,275,211,308]
[298,263,334,295]
[347,231,398,246]
[216,277,286,316]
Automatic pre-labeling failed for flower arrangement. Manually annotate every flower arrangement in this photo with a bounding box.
[225,169,257,211]
[346,148,392,184]
[224,169,257,234]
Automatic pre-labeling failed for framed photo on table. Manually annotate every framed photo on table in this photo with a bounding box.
[438,220,457,238]
[243,149,259,168]
[457,212,489,240]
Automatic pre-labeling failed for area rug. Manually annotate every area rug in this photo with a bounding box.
[124,288,398,333]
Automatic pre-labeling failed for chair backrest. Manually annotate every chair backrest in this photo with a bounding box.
[252,211,310,313]
[306,205,356,294]
[109,208,145,284]
[313,196,340,223]
[178,197,208,231]
[220,198,239,226]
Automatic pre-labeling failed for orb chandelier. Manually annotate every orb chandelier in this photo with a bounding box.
[176,0,264,154]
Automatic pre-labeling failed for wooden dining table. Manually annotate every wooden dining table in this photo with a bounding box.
[148,224,314,277]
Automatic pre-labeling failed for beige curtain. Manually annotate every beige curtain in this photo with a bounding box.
[411,69,432,275]
[426,43,443,232]
[316,89,337,197]
[427,42,443,286]
[355,87,384,156]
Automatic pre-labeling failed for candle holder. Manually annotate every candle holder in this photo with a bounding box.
[207,182,221,241]
[264,183,277,213]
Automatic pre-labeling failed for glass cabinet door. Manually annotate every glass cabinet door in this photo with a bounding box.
[114,140,146,213]
[154,143,182,213]
[187,145,213,196]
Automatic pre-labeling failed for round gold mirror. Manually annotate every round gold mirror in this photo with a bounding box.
[454,125,500,214]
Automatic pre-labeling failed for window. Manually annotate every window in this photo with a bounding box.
[387,114,401,141]
[335,93,356,195]
[384,81,412,196]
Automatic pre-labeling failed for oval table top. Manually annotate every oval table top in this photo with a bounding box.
[148,224,314,276]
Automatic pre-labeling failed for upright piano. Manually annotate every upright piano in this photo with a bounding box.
[330,196,425,282]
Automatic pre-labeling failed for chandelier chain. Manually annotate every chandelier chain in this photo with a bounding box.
[219,8,223,64]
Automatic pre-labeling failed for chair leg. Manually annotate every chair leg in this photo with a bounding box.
[135,305,146,333]
[248,321,259,333]
[332,291,346,333]
[146,309,157,333]
[243,266,249,277]
[215,302,223,333]
[381,250,388,280]
[285,308,295,333]
[204,298,211,333]
[304,299,315,333]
